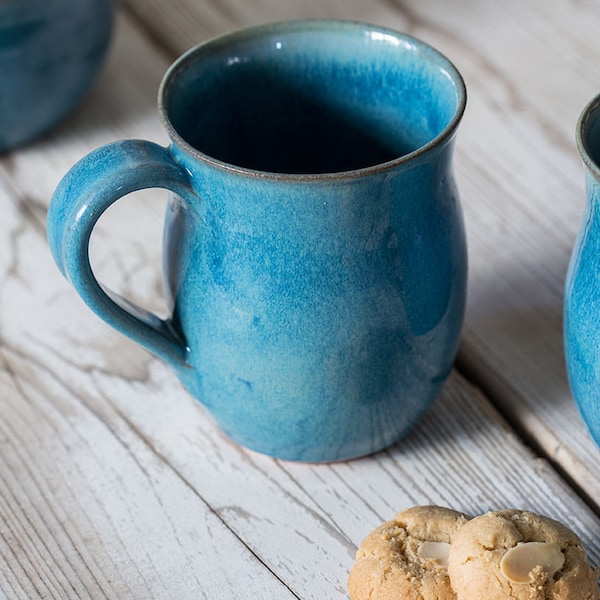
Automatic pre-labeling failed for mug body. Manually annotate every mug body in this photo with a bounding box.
[565,93,600,448]
[159,21,467,461]
[0,0,113,151]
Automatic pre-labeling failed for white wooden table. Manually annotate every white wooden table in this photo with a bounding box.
[1,0,600,598]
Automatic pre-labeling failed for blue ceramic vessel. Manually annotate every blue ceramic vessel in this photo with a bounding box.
[47,21,467,462]
[0,0,113,152]
[565,92,600,448]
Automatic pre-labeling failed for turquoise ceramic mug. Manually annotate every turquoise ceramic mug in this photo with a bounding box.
[47,21,467,462]
[565,93,600,449]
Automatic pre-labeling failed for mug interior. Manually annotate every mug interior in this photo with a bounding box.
[162,21,465,175]
[578,94,600,178]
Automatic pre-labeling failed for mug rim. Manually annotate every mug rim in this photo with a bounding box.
[576,92,600,181]
[158,19,467,181]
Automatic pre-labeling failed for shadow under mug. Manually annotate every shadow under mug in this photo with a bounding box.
[47,20,467,462]
[565,92,600,450]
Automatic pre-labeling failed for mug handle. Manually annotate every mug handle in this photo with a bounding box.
[47,139,196,369]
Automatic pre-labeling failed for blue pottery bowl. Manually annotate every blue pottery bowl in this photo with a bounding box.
[0,0,113,152]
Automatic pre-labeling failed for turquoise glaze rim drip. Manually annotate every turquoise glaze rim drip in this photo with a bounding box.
[47,20,468,462]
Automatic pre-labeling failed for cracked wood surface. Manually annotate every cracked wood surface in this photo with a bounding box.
[1,1,600,598]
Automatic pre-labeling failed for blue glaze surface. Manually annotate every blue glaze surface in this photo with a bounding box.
[47,21,467,462]
[565,93,600,449]
[0,0,113,152]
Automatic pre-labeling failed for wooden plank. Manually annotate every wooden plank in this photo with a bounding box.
[120,0,600,504]
[0,352,297,600]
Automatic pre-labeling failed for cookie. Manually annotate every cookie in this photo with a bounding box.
[348,505,471,600]
[447,509,600,600]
